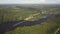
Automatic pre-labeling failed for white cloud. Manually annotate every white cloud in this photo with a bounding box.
[0,0,60,4]
[55,0,60,2]
[19,0,46,4]
[0,0,46,4]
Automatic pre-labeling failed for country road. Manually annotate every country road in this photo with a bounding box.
[13,13,40,27]
[54,28,60,34]
[0,13,55,34]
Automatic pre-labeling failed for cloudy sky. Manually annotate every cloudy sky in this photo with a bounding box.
[0,0,60,4]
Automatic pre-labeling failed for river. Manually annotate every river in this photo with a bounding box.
[0,14,55,34]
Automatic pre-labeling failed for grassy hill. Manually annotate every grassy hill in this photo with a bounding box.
[0,7,42,24]
[4,14,60,34]
[0,5,60,34]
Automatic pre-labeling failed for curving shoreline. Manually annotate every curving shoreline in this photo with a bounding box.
[0,14,55,34]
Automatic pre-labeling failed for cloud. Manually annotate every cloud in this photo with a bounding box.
[46,0,60,3]
[18,0,46,4]
[55,0,60,2]
[0,0,60,4]
[0,0,46,4]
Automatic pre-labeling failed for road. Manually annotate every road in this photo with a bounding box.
[54,28,60,34]
[13,13,40,27]
[13,14,55,26]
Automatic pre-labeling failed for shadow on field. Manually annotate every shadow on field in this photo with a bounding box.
[0,18,48,34]
[0,14,55,34]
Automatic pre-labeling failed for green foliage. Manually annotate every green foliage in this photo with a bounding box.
[0,5,60,34]
[0,7,41,24]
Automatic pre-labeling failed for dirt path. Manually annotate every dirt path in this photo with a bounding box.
[13,13,40,27]
[54,28,60,34]
[24,13,40,20]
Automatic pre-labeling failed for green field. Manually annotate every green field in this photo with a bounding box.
[0,4,60,34]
